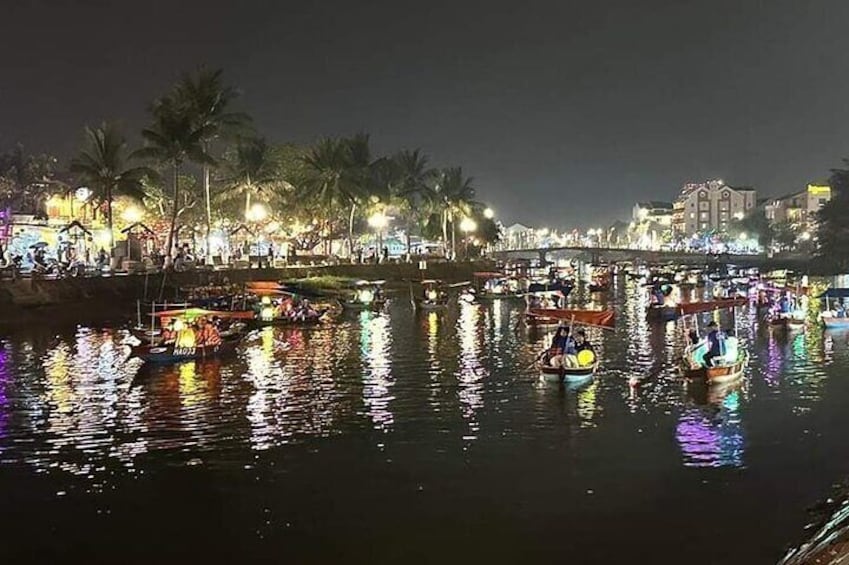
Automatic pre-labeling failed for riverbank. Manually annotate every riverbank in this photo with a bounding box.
[0,260,493,325]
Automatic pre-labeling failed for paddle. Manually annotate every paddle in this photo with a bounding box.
[524,350,546,371]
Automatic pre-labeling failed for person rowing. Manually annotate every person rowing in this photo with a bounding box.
[702,321,725,367]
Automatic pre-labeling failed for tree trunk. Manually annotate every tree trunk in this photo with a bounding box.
[203,160,212,257]
[450,211,456,261]
[165,161,181,267]
[348,203,356,260]
[245,190,251,220]
[442,209,449,258]
[105,184,114,257]
[405,218,412,263]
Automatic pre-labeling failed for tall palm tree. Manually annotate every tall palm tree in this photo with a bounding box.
[135,98,213,263]
[391,149,434,259]
[69,123,152,253]
[432,167,477,259]
[300,134,374,256]
[173,68,252,251]
[216,137,285,217]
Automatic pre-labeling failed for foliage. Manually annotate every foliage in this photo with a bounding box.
[215,137,290,217]
[816,163,849,271]
[0,144,60,215]
[727,209,774,248]
[69,123,153,249]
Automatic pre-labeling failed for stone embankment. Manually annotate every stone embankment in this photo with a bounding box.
[0,261,491,324]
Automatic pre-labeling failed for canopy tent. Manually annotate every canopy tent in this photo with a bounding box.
[527,308,615,329]
[819,288,849,299]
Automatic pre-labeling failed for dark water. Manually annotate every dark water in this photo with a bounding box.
[1,278,848,563]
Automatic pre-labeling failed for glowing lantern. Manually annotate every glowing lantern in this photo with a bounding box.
[261,296,271,305]
[358,289,374,304]
[260,306,274,321]
[427,290,438,301]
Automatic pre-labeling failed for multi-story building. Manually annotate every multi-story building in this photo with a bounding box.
[672,180,757,238]
[764,184,831,232]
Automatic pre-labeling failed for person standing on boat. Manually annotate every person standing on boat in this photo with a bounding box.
[702,321,724,367]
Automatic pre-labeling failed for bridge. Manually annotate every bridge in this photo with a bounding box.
[490,246,808,270]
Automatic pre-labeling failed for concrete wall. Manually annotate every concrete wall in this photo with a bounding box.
[0,261,492,316]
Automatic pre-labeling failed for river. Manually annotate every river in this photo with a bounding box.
[1,277,847,563]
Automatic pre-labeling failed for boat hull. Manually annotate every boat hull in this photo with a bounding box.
[681,352,748,384]
[646,305,678,322]
[131,335,241,363]
[537,361,598,383]
[822,316,849,329]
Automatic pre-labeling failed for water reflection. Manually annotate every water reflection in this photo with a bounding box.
[0,283,846,484]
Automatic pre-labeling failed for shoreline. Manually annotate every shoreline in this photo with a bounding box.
[0,260,492,326]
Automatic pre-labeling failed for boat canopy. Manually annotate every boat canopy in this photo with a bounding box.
[473,271,505,278]
[819,288,849,299]
[676,297,747,316]
[152,307,254,320]
[527,308,615,329]
[354,280,386,286]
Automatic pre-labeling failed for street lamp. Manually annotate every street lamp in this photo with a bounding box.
[245,203,268,264]
[368,211,389,263]
[460,217,477,259]
[483,207,494,219]
[121,205,143,224]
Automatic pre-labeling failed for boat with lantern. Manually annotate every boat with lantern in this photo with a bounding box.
[470,271,526,300]
[130,307,250,363]
[647,296,747,323]
[819,288,849,329]
[524,288,568,325]
[341,280,387,310]
[413,279,451,311]
[679,304,748,384]
[245,281,337,326]
[532,308,615,383]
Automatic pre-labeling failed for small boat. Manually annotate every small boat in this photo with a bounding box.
[768,312,806,328]
[471,271,526,300]
[131,333,242,363]
[536,359,598,383]
[341,280,387,310]
[413,279,451,310]
[680,345,748,384]
[524,289,567,324]
[818,288,849,328]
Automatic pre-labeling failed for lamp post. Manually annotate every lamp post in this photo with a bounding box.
[460,217,477,260]
[368,211,389,264]
[246,203,268,267]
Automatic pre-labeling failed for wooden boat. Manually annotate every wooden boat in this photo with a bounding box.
[413,279,451,311]
[680,340,747,384]
[132,307,254,344]
[537,360,598,383]
[768,312,806,328]
[819,288,849,328]
[341,280,387,310]
[131,333,242,363]
[524,289,567,324]
[646,304,678,322]
[472,271,526,300]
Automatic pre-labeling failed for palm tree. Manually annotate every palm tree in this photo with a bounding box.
[69,123,152,254]
[432,167,477,259]
[135,98,214,263]
[216,137,286,217]
[300,134,374,256]
[390,149,434,259]
[172,68,252,251]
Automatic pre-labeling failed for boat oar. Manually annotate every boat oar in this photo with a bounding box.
[524,350,546,371]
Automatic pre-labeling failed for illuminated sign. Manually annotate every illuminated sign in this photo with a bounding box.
[807,184,831,195]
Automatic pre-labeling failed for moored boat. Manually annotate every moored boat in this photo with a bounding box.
[819,288,849,328]
[341,280,387,310]
[131,334,242,363]
[413,279,451,311]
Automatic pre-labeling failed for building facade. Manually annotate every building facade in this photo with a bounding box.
[764,184,831,232]
[672,180,757,237]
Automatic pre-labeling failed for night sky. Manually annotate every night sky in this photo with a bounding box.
[2,0,849,227]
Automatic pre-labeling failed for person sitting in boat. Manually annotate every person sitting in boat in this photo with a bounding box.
[196,317,222,347]
[575,330,593,354]
[702,321,725,367]
[161,320,177,345]
[778,293,791,314]
[547,326,574,368]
